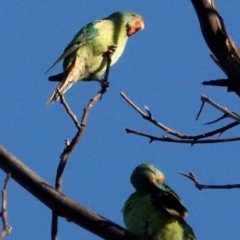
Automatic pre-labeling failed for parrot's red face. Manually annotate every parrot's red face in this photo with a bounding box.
[127,17,144,36]
[149,174,165,184]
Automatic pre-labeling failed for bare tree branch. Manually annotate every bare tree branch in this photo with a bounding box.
[55,83,109,193]
[179,171,240,190]
[120,92,184,138]
[0,174,12,240]
[191,0,240,96]
[200,95,240,122]
[126,128,240,144]
[52,53,112,240]
[121,92,240,144]
[59,95,79,128]
[0,146,140,240]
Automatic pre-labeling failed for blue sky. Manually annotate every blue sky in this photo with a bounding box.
[1,1,240,239]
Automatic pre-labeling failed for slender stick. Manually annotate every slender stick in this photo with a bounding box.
[120,92,185,138]
[201,95,240,122]
[121,92,240,144]
[0,173,12,240]
[179,171,240,190]
[51,52,112,240]
[59,95,79,128]
[126,128,240,144]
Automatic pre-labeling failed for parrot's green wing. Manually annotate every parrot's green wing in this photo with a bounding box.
[123,164,196,240]
[151,183,188,218]
[46,11,144,104]
[123,191,196,240]
[45,21,99,74]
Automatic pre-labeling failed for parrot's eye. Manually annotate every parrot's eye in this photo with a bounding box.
[131,13,136,17]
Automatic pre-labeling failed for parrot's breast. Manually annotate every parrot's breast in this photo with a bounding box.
[63,19,128,81]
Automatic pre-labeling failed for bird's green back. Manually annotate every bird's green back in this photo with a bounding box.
[123,191,196,240]
[63,19,128,80]
[46,11,143,103]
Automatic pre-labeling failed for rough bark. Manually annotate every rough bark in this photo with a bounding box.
[191,0,240,96]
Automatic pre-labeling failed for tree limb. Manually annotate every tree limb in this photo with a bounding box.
[121,92,240,144]
[120,92,184,138]
[191,0,240,95]
[0,145,140,240]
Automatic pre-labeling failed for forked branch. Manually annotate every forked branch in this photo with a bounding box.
[52,52,112,240]
[179,171,240,190]
[120,92,240,144]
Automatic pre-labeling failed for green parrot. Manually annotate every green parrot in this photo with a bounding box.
[46,11,144,104]
[122,164,196,240]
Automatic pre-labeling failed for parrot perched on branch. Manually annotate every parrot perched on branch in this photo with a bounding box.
[122,164,196,240]
[46,11,144,104]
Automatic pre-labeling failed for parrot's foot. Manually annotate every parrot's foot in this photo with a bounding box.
[102,44,117,60]
[101,45,117,83]
[106,44,117,54]
[92,79,109,87]
[100,79,109,88]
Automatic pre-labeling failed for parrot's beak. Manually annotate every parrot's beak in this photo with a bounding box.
[139,17,144,30]
[134,17,144,31]
[127,17,144,36]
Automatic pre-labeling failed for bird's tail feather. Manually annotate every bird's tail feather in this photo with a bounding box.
[48,73,64,82]
[46,79,74,105]
[46,59,82,105]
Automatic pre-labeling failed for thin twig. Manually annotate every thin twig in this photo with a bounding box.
[59,95,79,128]
[189,121,239,139]
[203,114,227,125]
[0,173,12,240]
[126,128,240,144]
[120,92,185,138]
[196,98,205,121]
[201,95,240,122]
[179,171,240,190]
[51,52,112,240]
[121,92,240,144]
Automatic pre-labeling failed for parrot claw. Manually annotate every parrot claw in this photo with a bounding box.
[102,44,117,59]
[100,79,109,87]
[92,78,109,87]
[106,44,117,54]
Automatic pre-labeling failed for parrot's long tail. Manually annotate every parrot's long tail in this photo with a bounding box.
[46,59,81,105]
[46,77,74,105]
[48,73,64,82]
